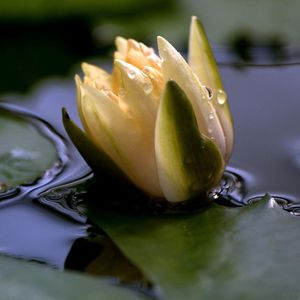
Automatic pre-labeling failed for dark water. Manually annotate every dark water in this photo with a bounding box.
[1,59,300,296]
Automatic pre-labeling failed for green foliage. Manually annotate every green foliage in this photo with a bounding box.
[0,108,58,190]
[89,195,300,299]
[0,255,147,300]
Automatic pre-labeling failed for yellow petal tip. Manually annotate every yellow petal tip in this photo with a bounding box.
[74,74,82,86]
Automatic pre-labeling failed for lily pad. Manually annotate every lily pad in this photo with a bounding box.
[88,195,300,299]
[0,254,147,300]
[0,108,58,191]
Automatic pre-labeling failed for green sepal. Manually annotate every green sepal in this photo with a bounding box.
[155,81,224,203]
[62,108,127,181]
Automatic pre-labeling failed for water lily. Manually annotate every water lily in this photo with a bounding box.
[63,16,234,203]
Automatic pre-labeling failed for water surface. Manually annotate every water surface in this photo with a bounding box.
[1,61,300,296]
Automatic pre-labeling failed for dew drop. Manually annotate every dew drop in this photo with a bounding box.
[143,82,153,95]
[101,87,110,93]
[208,112,214,120]
[141,72,148,78]
[217,89,227,105]
[119,88,126,97]
[203,85,213,99]
[127,69,136,79]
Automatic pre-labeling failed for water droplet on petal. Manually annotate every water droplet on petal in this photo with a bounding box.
[119,88,126,97]
[203,85,213,99]
[143,82,153,95]
[127,69,136,79]
[217,89,227,105]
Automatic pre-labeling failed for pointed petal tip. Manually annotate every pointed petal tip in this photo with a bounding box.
[165,79,177,90]
[113,59,141,80]
[81,62,90,73]
[156,35,164,41]
[115,36,126,42]
[74,74,82,86]
[115,36,127,46]
[157,35,168,46]
[62,107,68,118]
[113,59,131,75]
[189,15,205,35]
[191,15,197,22]
[157,36,174,58]
[113,58,126,68]
[62,107,72,133]
[115,36,128,54]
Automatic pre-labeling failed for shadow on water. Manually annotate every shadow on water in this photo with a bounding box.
[1,51,300,297]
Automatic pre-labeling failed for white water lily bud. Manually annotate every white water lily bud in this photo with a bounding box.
[63,16,234,203]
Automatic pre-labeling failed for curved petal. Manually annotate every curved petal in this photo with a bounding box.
[142,66,164,99]
[114,59,159,127]
[82,63,111,91]
[155,81,224,202]
[188,16,234,162]
[62,107,127,181]
[78,82,135,169]
[123,39,162,71]
[115,36,128,55]
[78,82,162,197]
[157,36,226,159]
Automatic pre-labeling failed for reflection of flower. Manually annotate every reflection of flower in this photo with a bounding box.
[63,16,234,203]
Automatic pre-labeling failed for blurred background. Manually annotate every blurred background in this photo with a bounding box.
[1,0,300,96]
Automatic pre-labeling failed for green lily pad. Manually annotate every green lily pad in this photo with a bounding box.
[0,108,58,191]
[88,195,300,300]
[0,254,147,300]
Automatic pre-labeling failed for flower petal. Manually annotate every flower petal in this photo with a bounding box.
[78,81,162,197]
[188,16,234,162]
[114,59,158,127]
[115,36,128,55]
[155,81,224,203]
[82,62,111,91]
[157,36,226,159]
[142,66,164,99]
[77,82,135,168]
[62,107,126,181]
[123,39,162,71]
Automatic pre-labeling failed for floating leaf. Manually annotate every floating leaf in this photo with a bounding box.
[89,195,300,300]
[0,108,58,190]
[0,254,147,300]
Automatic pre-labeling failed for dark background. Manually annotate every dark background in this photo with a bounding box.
[1,0,299,95]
